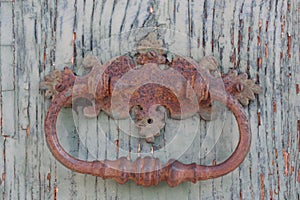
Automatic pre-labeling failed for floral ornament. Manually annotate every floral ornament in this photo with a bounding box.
[40,68,76,105]
[39,70,63,99]
[199,56,262,106]
[135,32,167,65]
[223,70,263,106]
[134,105,166,143]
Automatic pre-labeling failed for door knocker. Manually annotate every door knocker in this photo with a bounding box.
[40,34,262,187]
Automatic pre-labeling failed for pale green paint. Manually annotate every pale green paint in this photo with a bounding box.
[0,0,299,199]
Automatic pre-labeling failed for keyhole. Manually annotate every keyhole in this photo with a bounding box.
[147,118,153,124]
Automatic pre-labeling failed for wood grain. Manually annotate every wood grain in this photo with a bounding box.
[0,0,299,199]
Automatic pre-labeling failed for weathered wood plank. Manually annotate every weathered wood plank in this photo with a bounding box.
[0,0,299,199]
[0,2,13,45]
[0,46,14,92]
[55,0,76,67]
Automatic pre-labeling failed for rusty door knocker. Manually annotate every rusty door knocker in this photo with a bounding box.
[40,35,262,187]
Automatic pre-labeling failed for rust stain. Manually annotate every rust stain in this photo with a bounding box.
[72,32,76,41]
[281,17,285,35]
[282,149,289,176]
[257,112,261,126]
[212,159,217,166]
[1,173,5,183]
[257,36,261,46]
[71,32,77,65]
[1,138,6,186]
[231,28,234,46]
[260,174,265,200]
[54,185,58,200]
[43,32,47,66]
[26,124,30,136]
[297,120,300,152]
[0,114,2,135]
[277,166,281,192]
[238,19,243,55]
[297,169,300,183]
[114,139,119,147]
[54,164,58,200]
[47,172,51,191]
[265,43,268,58]
[287,34,291,58]
[257,57,262,68]
[114,139,119,153]
[288,132,291,148]
[275,149,278,159]
[269,189,273,200]
[38,172,41,190]
[259,20,263,32]
[43,51,47,63]
[296,84,300,94]
[280,51,283,60]
[273,100,277,112]
[230,48,236,66]
[265,20,269,32]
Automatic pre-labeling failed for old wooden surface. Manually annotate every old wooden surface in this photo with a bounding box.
[0,0,299,199]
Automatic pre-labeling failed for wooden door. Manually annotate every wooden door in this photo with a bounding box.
[0,0,299,199]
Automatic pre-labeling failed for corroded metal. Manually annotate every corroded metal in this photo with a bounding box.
[41,37,262,187]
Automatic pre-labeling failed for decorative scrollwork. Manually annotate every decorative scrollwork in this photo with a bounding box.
[41,34,262,187]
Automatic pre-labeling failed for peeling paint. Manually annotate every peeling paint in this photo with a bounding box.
[26,124,30,136]
[257,112,261,126]
[265,43,268,58]
[54,185,58,200]
[282,149,289,176]
[273,100,277,113]
[260,174,265,200]
[297,120,300,152]
[269,189,273,200]
[257,57,262,68]
[0,0,298,198]
[47,173,51,191]
[287,34,291,59]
